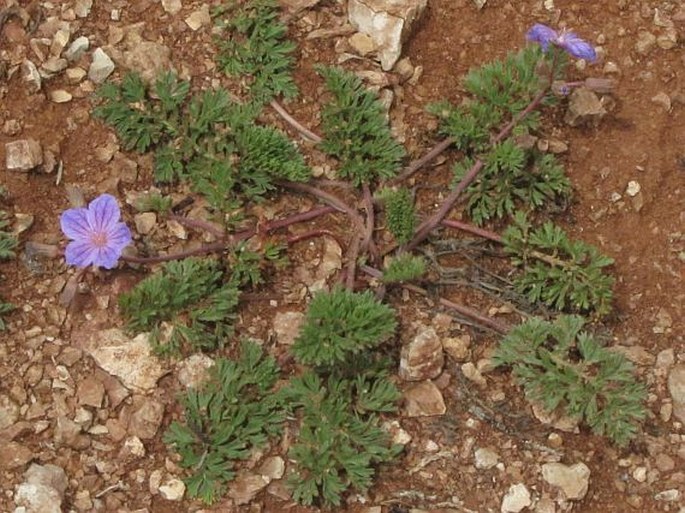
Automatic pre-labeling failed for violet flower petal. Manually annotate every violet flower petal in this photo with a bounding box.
[65,240,99,268]
[526,23,558,51]
[92,246,121,269]
[60,207,91,240]
[106,222,133,252]
[86,194,121,234]
[557,31,597,62]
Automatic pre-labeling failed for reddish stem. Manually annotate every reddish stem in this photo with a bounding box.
[270,100,323,143]
[360,265,509,333]
[121,242,227,264]
[167,214,225,239]
[389,137,455,185]
[407,87,549,251]
[441,219,502,243]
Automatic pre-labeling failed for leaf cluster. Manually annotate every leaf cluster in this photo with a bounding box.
[281,370,401,506]
[0,211,17,330]
[94,72,310,213]
[377,187,416,244]
[453,142,571,225]
[427,46,560,152]
[118,257,240,354]
[318,67,406,186]
[493,315,646,445]
[291,287,397,368]
[502,212,614,316]
[382,253,426,283]
[164,340,283,504]
[214,0,297,103]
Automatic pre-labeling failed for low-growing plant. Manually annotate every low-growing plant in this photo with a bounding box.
[0,211,17,330]
[94,72,310,214]
[281,370,401,507]
[502,211,615,316]
[164,340,284,504]
[291,287,397,368]
[493,315,646,445]
[318,66,406,186]
[119,257,240,354]
[214,0,297,103]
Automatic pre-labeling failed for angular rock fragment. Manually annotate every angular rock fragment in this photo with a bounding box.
[5,139,43,172]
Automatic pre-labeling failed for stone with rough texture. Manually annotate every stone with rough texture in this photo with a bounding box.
[77,377,105,408]
[14,464,68,513]
[22,60,42,93]
[72,328,167,392]
[668,364,685,422]
[474,447,499,469]
[399,327,444,381]
[5,139,43,172]
[564,87,606,127]
[273,311,304,345]
[177,354,215,389]
[88,48,115,84]
[185,5,211,31]
[348,0,427,70]
[128,398,165,439]
[121,41,173,84]
[159,478,186,501]
[542,462,591,500]
[259,456,285,480]
[0,394,19,430]
[228,472,270,505]
[64,36,90,61]
[0,441,33,469]
[162,0,183,14]
[501,483,531,513]
[403,380,446,417]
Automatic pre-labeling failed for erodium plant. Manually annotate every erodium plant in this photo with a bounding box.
[39,3,646,506]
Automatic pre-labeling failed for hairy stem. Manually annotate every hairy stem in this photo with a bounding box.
[389,137,455,185]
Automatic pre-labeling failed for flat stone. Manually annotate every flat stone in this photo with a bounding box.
[50,89,72,103]
[348,0,427,71]
[162,0,183,15]
[5,139,43,172]
[15,463,68,513]
[349,32,377,56]
[228,472,270,505]
[668,364,685,422]
[185,5,211,31]
[77,377,105,408]
[128,397,165,439]
[273,311,304,345]
[0,441,33,470]
[72,328,167,393]
[50,29,71,57]
[501,483,531,513]
[88,48,115,84]
[399,326,444,381]
[565,87,606,127]
[120,436,146,459]
[22,60,42,93]
[134,212,157,235]
[64,36,90,61]
[159,478,186,501]
[635,31,656,55]
[177,354,215,389]
[258,456,285,480]
[74,0,93,18]
[121,41,173,84]
[541,462,591,500]
[474,447,499,470]
[443,334,471,361]
[65,67,87,84]
[403,380,446,417]
[0,394,19,430]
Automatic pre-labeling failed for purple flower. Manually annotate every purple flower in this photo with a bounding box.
[526,23,597,62]
[60,194,132,269]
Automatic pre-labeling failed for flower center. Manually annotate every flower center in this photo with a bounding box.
[90,231,108,248]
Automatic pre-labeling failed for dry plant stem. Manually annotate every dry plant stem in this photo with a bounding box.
[287,229,340,246]
[361,183,378,260]
[269,100,323,143]
[389,136,455,185]
[276,180,359,220]
[407,87,550,251]
[264,205,337,231]
[441,219,569,268]
[167,214,225,239]
[345,235,361,290]
[441,219,501,242]
[360,264,509,333]
[121,242,227,264]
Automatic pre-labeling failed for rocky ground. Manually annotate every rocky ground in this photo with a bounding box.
[0,0,684,512]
